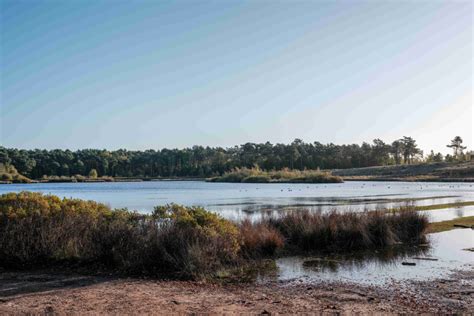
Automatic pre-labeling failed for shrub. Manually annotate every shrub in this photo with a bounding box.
[151,204,241,278]
[0,173,13,181]
[239,219,284,257]
[0,194,241,279]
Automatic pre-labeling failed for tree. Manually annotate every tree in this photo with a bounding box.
[3,136,429,178]
[426,150,443,163]
[390,140,403,165]
[89,169,98,178]
[372,139,390,165]
[400,136,421,164]
[447,136,466,158]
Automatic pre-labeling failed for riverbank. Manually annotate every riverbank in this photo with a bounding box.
[334,161,474,182]
[427,216,474,233]
[2,161,474,184]
[0,268,471,314]
[0,176,207,184]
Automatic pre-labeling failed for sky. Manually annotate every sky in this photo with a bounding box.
[1,0,472,155]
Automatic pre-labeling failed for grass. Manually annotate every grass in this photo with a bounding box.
[208,167,343,183]
[0,163,32,183]
[0,192,428,280]
[264,209,428,252]
[427,216,474,233]
[408,201,474,211]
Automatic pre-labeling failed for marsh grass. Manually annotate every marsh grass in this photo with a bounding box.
[426,216,474,233]
[208,167,343,183]
[0,192,428,280]
[0,163,31,183]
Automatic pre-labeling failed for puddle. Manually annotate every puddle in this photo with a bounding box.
[264,229,473,285]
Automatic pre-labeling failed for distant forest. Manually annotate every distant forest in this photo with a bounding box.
[0,136,468,179]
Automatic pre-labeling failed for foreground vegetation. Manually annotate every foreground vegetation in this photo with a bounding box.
[207,168,343,183]
[0,192,429,279]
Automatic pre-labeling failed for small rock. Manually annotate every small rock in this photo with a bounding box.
[402,262,416,266]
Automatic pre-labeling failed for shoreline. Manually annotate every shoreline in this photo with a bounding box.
[0,268,472,314]
[2,176,474,184]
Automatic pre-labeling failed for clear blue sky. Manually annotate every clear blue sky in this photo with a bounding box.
[1,0,472,154]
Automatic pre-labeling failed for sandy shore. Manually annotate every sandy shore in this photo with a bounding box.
[0,269,472,315]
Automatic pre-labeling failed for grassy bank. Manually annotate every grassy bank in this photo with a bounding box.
[386,201,474,213]
[0,192,428,280]
[333,161,474,182]
[0,163,31,184]
[410,201,474,211]
[208,168,343,183]
[427,216,474,233]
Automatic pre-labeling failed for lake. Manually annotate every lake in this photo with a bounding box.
[1,180,473,221]
[1,180,473,284]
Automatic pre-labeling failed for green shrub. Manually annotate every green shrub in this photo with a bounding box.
[0,194,241,279]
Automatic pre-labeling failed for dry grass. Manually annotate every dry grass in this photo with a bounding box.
[208,167,343,183]
[427,216,474,233]
[266,209,428,252]
[239,219,285,258]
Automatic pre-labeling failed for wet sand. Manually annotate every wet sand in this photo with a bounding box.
[0,269,472,314]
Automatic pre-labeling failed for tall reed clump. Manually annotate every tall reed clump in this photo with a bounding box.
[266,209,429,252]
[239,219,285,258]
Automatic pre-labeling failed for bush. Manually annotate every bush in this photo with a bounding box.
[0,173,13,181]
[151,204,241,278]
[0,194,241,279]
[239,219,284,257]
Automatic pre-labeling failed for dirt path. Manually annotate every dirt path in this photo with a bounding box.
[0,270,472,314]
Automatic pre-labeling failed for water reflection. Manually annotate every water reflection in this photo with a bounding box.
[0,181,473,222]
[267,229,474,285]
[300,246,430,273]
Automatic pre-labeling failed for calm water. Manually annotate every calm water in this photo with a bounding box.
[0,180,473,221]
[271,229,474,285]
[0,180,473,284]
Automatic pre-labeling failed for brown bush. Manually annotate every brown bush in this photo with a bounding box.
[239,219,285,257]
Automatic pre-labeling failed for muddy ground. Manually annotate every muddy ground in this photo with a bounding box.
[0,268,472,315]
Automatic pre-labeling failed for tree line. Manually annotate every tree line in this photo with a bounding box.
[0,136,468,179]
